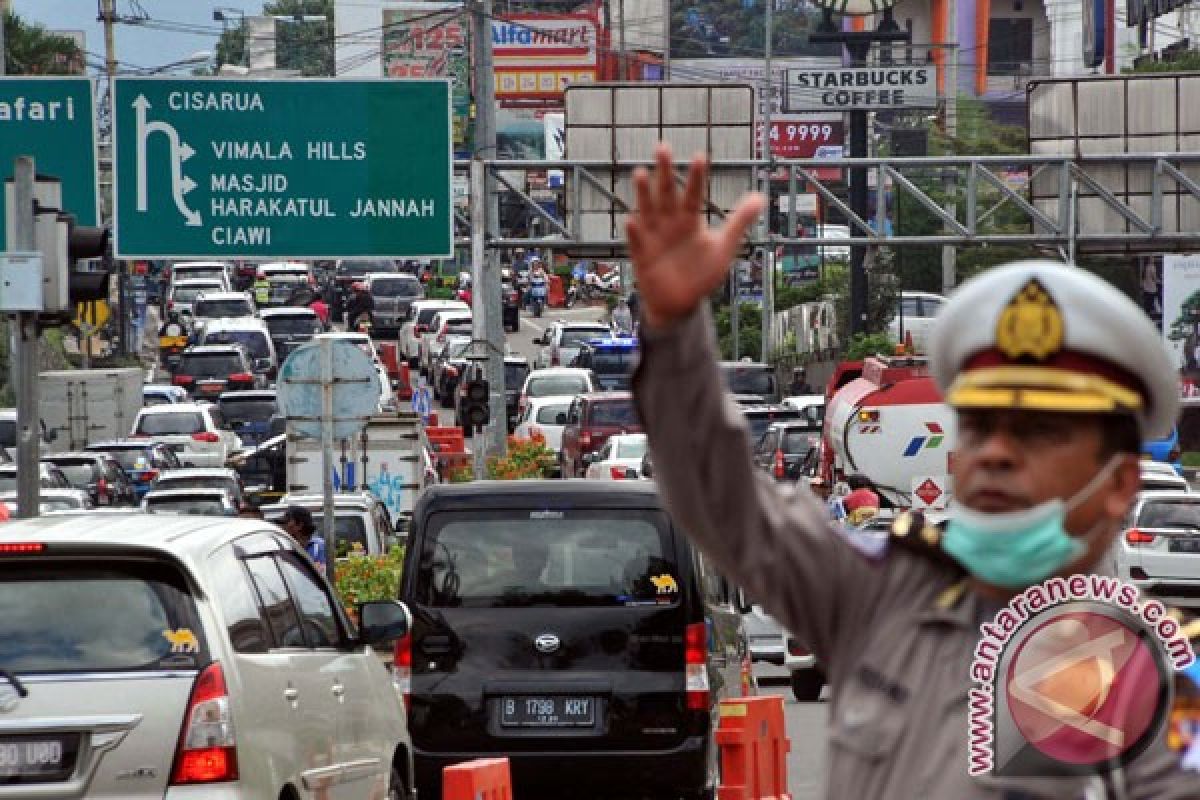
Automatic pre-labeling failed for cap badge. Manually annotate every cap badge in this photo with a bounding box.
[996,279,1064,361]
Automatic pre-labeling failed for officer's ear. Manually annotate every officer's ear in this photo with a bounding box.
[1102,453,1142,520]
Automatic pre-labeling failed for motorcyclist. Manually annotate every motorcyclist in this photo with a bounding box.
[528,258,549,314]
[611,297,634,335]
[345,282,374,331]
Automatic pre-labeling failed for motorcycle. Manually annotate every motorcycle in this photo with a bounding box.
[529,282,548,318]
[565,281,580,309]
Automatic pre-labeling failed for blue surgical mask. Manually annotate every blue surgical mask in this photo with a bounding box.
[942,457,1121,589]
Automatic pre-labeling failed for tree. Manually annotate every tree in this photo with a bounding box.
[1124,50,1200,73]
[215,0,334,76]
[4,12,83,75]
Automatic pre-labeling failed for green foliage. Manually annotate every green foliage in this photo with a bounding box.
[216,0,334,76]
[670,0,839,59]
[1124,53,1200,73]
[714,302,762,361]
[4,12,82,75]
[1183,452,1200,468]
[334,544,405,608]
[844,332,897,361]
[487,434,557,480]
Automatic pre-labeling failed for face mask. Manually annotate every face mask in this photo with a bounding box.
[942,457,1122,589]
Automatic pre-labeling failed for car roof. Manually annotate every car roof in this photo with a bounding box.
[1136,491,1197,503]
[766,420,822,432]
[0,488,88,500]
[145,487,234,499]
[42,452,108,462]
[218,390,277,401]
[412,299,467,309]
[581,390,634,401]
[157,468,239,479]
[416,480,663,514]
[174,261,230,269]
[87,440,164,450]
[527,394,577,407]
[264,491,377,510]
[367,272,418,281]
[200,317,269,333]
[719,360,771,368]
[172,278,224,287]
[182,344,247,355]
[194,292,251,302]
[1141,461,1181,475]
[144,384,185,393]
[137,403,210,415]
[527,367,591,377]
[560,322,610,331]
[259,307,317,319]
[259,262,309,271]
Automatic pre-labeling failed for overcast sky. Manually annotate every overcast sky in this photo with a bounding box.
[16,0,259,73]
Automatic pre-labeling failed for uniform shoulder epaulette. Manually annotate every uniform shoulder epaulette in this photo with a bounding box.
[888,510,964,571]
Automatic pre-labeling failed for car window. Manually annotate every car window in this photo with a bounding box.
[156,477,237,495]
[0,560,206,673]
[208,545,269,654]
[782,430,817,453]
[313,515,369,557]
[1137,500,1200,529]
[371,277,421,297]
[536,402,571,424]
[177,352,243,378]
[697,552,729,607]
[276,552,339,648]
[265,315,321,336]
[743,411,803,442]
[0,419,15,448]
[244,555,305,648]
[417,509,677,607]
[527,375,588,397]
[560,328,611,348]
[171,284,221,304]
[219,397,277,422]
[99,448,151,470]
[589,400,639,428]
[136,412,205,435]
[505,363,530,387]
[590,350,637,373]
[46,460,97,487]
[899,297,921,318]
[616,437,647,459]
[146,496,227,515]
[194,299,253,318]
[919,297,943,317]
[202,331,271,361]
[721,365,776,397]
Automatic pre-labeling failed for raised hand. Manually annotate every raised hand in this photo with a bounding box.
[626,142,765,330]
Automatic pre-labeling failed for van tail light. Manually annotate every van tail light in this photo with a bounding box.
[191,432,220,443]
[1126,529,1156,544]
[228,372,253,384]
[685,622,710,711]
[172,375,194,387]
[169,661,238,785]
[140,468,159,482]
[773,449,785,480]
[167,300,175,310]
[445,366,458,379]
[0,542,46,554]
[610,466,627,480]
[394,632,413,709]
[579,431,592,451]
[96,477,108,497]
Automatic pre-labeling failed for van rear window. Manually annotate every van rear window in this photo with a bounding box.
[0,561,205,673]
[416,509,677,608]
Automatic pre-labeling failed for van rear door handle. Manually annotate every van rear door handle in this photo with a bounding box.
[284,687,299,702]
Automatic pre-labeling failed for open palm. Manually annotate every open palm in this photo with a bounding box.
[626,143,765,329]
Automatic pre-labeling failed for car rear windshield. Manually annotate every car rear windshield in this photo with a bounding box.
[194,299,253,318]
[98,448,153,470]
[219,398,277,422]
[589,399,640,428]
[561,328,610,348]
[722,365,777,397]
[1138,500,1200,529]
[590,350,637,373]
[615,438,648,459]
[266,316,321,336]
[416,509,676,607]
[0,419,13,448]
[744,411,803,442]
[416,307,454,326]
[535,402,571,424]
[147,497,226,515]
[172,285,219,304]
[526,375,588,397]
[318,515,368,557]
[0,561,206,674]
[156,478,236,494]
[175,268,225,282]
[202,331,270,360]
[178,352,243,377]
[782,430,818,453]
[0,474,14,493]
[372,278,421,297]
[46,461,97,486]
[506,364,530,387]
[136,412,204,435]
[340,259,396,276]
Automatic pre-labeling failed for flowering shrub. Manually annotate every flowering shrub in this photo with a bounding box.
[486,433,556,480]
[334,543,405,619]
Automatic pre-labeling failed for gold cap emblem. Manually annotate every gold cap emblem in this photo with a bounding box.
[996,279,1065,361]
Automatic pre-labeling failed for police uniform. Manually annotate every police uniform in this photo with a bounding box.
[633,260,1199,798]
[253,277,270,306]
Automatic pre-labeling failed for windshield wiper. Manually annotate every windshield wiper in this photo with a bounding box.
[0,668,28,697]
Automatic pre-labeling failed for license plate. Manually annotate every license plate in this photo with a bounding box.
[0,734,78,781]
[1170,538,1200,553]
[500,696,595,727]
[200,383,223,393]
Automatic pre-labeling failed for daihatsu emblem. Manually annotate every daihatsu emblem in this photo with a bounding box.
[534,633,561,654]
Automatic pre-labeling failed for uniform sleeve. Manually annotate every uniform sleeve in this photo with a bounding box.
[1119,729,1200,799]
[632,304,886,670]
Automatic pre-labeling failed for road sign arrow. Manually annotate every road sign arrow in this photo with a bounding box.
[132,94,151,112]
[181,176,197,194]
[179,142,195,161]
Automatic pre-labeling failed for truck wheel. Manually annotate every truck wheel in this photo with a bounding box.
[790,669,824,703]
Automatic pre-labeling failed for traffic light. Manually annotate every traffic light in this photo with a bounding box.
[63,214,110,305]
[463,377,490,432]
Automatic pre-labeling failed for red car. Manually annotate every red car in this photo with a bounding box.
[558,391,644,479]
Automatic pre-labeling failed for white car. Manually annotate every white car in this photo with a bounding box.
[152,467,246,507]
[781,394,825,428]
[1112,491,1200,608]
[263,491,400,555]
[257,260,313,283]
[513,394,576,454]
[197,317,279,383]
[143,384,190,406]
[190,291,257,331]
[316,332,394,411]
[516,367,598,421]
[142,487,239,516]
[0,487,94,513]
[419,311,472,377]
[534,321,613,369]
[583,432,649,480]
[169,261,234,290]
[0,512,413,798]
[402,299,468,365]
[887,291,946,355]
[131,403,243,468]
[166,278,225,317]
[1141,461,1191,493]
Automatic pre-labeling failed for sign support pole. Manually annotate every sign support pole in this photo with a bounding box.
[12,156,39,519]
[760,0,774,362]
[319,336,337,580]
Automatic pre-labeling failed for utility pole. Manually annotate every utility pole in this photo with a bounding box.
[12,156,39,519]
[470,0,506,467]
[941,22,958,295]
[0,0,7,77]
[100,0,129,355]
[760,0,774,363]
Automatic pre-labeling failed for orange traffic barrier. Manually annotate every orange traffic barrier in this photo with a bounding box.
[716,696,790,800]
[395,362,414,402]
[548,274,565,307]
[443,757,512,800]
[378,341,401,380]
[426,426,466,454]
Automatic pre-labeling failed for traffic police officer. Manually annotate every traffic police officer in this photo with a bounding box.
[253,272,270,307]
[627,142,1200,798]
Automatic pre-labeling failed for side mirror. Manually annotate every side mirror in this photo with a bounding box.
[358,600,411,646]
[640,456,654,479]
[581,452,596,466]
[734,588,754,615]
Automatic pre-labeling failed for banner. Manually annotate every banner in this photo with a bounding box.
[1162,254,1200,395]
[382,3,471,151]
[492,12,599,103]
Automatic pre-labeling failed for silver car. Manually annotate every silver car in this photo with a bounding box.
[1112,491,1200,606]
[0,512,414,798]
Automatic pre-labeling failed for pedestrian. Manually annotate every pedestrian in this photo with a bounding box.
[626,143,1199,796]
[611,297,634,335]
[345,282,374,331]
[787,366,814,396]
[280,505,326,572]
[308,296,330,327]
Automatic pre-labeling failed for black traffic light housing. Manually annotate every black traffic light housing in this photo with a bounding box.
[463,376,489,433]
[64,214,111,304]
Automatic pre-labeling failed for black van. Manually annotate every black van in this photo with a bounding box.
[399,480,751,800]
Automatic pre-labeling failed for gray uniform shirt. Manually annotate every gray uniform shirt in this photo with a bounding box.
[632,306,1200,799]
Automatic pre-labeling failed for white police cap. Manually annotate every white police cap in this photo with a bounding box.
[929,260,1178,438]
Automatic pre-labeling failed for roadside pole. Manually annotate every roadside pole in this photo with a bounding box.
[760,0,774,362]
[319,336,337,580]
[12,156,39,519]
[469,158,487,481]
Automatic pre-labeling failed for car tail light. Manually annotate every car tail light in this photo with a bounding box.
[228,372,253,384]
[773,449,785,480]
[394,632,413,709]
[167,300,175,310]
[141,468,159,481]
[1126,529,1156,544]
[579,431,592,450]
[550,348,560,366]
[0,542,46,554]
[97,477,108,497]
[445,366,458,378]
[172,375,194,387]
[170,662,238,785]
[416,324,428,334]
[192,432,220,443]
[610,466,627,480]
[787,638,808,658]
[685,622,710,711]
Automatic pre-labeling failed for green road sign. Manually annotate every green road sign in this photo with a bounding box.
[0,78,98,229]
[112,78,452,259]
